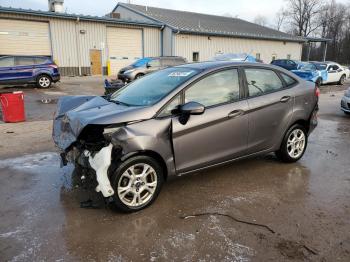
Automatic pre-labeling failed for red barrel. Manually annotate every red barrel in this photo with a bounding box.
[0,91,26,123]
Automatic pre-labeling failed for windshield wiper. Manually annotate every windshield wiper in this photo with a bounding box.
[113,100,131,107]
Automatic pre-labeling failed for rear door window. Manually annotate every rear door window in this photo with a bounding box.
[0,57,15,67]
[281,73,297,86]
[245,68,284,97]
[16,57,35,66]
[35,57,50,64]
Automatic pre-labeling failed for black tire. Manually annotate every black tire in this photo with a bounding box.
[276,124,308,163]
[344,111,350,115]
[338,75,346,85]
[110,155,164,212]
[315,78,322,87]
[134,73,144,80]
[36,74,52,88]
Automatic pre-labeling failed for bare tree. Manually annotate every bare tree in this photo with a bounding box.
[254,15,268,27]
[274,8,288,31]
[284,0,326,37]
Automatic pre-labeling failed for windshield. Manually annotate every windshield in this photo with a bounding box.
[299,63,315,71]
[110,67,200,106]
[131,58,152,67]
[314,63,327,70]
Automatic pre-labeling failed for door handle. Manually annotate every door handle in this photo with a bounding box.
[228,110,244,119]
[280,96,291,103]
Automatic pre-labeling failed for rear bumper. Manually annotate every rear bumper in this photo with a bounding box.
[52,74,61,82]
[309,104,319,134]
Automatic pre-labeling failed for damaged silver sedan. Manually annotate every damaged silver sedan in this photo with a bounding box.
[53,62,318,212]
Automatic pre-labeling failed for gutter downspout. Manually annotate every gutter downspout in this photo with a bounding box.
[160,25,164,56]
[75,17,82,76]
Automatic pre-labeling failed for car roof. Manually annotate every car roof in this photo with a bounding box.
[0,55,51,59]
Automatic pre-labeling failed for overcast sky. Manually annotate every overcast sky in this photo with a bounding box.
[1,0,349,25]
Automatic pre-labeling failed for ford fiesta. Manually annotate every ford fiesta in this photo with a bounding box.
[53,61,319,212]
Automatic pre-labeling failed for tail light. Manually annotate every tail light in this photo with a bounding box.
[315,86,320,98]
[48,64,58,69]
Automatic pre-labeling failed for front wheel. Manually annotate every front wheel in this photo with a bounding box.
[276,124,308,163]
[37,75,52,88]
[110,156,164,212]
[134,73,144,80]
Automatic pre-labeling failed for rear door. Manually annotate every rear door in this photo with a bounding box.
[327,64,341,83]
[171,68,249,173]
[14,57,36,80]
[0,57,15,82]
[243,67,294,154]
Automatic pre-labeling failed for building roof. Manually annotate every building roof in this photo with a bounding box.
[115,3,305,43]
[0,6,162,28]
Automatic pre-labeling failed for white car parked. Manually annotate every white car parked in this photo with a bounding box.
[311,62,348,85]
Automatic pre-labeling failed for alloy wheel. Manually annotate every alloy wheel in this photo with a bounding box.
[117,163,158,208]
[287,129,306,159]
[39,76,51,88]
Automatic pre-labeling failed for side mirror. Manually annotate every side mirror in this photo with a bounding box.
[180,101,205,115]
[178,102,205,125]
[146,63,151,68]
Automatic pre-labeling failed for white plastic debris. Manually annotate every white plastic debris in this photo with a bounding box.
[85,144,115,197]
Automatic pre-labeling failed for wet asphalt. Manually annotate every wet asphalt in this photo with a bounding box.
[0,77,349,261]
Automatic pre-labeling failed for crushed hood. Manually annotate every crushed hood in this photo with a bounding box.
[52,96,154,150]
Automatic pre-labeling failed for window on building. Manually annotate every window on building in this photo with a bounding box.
[245,68,284,97]
[256,53,261,60]
[192,52,199,62]
[185,69,240,107]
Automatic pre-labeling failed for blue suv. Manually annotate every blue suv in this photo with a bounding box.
[0,56,60,88]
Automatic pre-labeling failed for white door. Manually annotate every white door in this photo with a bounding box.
[327,64,342,83]
[0,19,51,56]
[107,27,142,76]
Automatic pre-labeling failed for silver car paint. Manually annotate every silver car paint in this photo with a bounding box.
[53,62,318,180]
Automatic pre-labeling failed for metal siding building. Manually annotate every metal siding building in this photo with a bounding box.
[114,3,305,63]
[174,34,303,63]
[0,7,162,76]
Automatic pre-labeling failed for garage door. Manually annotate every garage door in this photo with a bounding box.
[107,27,142,75]
[0,19,51,56]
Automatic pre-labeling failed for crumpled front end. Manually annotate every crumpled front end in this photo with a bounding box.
[52,96,175,198]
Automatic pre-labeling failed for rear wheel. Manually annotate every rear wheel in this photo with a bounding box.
[37,75,52,88]
[276,124,308,163]
[338,75,346,85]
[315,78,322,87]
[110,155,164,212]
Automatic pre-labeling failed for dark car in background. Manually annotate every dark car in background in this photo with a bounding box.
[271,59,299,71]
[0,55,60,88]
[53,61,319,212]
[118,56,187,82]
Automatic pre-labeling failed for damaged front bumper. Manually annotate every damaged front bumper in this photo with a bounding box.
[60,141,121,198]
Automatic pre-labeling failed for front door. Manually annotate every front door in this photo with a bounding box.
[171,69,249,174]
[90,50,102,75]
[243,68,294,153]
